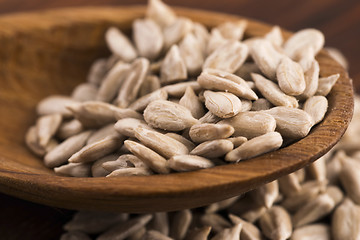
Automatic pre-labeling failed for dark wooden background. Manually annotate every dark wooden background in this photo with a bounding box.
[0,0,359,239]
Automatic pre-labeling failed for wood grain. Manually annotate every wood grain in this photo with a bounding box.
[0,6,353,215]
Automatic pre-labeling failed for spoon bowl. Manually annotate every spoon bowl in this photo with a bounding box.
[0,6,353,213]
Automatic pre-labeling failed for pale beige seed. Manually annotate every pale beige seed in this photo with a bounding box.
[229,214,262,240]
[25,126,46,156]
[192,22,210,56]
[139,75,161,97]
[71,83,98,102]
[57,119,84,140]
[292,193,335,227]
[332,198,360,240]
[96,61,130,102]
[198,68,258,100]
[225,132,283,162]
[114,118,152,138]
[198,111,221,124]
[170,209,192,240]
[91,154,118,177]
[105,27,137,62]
[69,135,125,163]
[146,0,176,28]
[149,212,169,236]
[54,162,92,177]
[276,57,306,96]
[143,230,172,240]
[168,155,214,172]
[106,167,152,177]
[124,140,170,174]
[316,73,340,96]
[102,154,146,172]
[116,58,150,108]
[179,33,204,76]
[250,39,284,80]
[36,95,78,118]
[263,106,313,139]
[251,73,298,108]
[133,19,163,60]
[60,231,91,240]
[340,159,360,205]
[325,185,344,206]
[283,28,324,60]
[36,113,62,148]
[217,20,247,40]
[87,58,108,86]
[251,98,273,111]
[227,136,247,148]
[87,124,119,145]
[134,127,189,158]
[64,211,128,235]
[264,25,283,47]
[298,60,320,100]
[259,206,292,240]
[200,213,232,233]
[206,28,227,56]
[295,168,306,183]
[210,223,242,240]
[234,62,261,81]
[185,226,211,240]
[250,180,279,209]
[163,17,193,50]
[129,89,168,112]
[240,99,253,112]
[325,47,349,70]
[189,123,234,143]
[97,214,153,240]
[278,173,301,197]
[179,87,205,119]
[203,90,242,118]
[144,100,198,131]
[297,47,316,72]
[128,227,146,240]
[105,54,121,70]
[162,81,202,98]
[165,133,195,152]
[307,154,327,181]
[190,139,233,158]
[67,101,142,128]
[291,224,331,240]
[203,40,248,73]
[281,180,326,212]
[219,111,276,139]
[227,195,267,223]
[160,45,187,84]
[205,196,240,214]
[326,150,345,184]
[44,130,93,168]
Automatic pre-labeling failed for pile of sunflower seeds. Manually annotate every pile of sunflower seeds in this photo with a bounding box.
[60,95,359,240]
[26,0,341,177]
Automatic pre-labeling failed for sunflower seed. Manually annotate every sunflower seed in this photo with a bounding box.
[251,98,273,111]
[71,83,98,102]
[25,126,47,156]
[124,140,170,174]
[190,139,233,158]
[206,29,227,56]
[228,214,262,240]
[168,155,214,172]
[162,81,202,98]
[259,206,292,240]
[92,154,118,177]
[106,167,153,177]
[297,47,316,72]
[203,90,242,118]
[325,47,349,70]
[189,123,234,143]
[200,213,232,233]
[234,62,261,81]
[146,0,176,28]
[227,136,247,148]
[149,212,169,236]
[185,226,211,240]
[264,26,283,47]
[250,180,279,209]
[210,223,242,240]
[179,33,204,76]
[198,111,221,124]
[105,27,137,62]
[192,22,210,56]
[87,58,108,86]
[325,185,344,206]
[35,113,62,148]
[129,89,168,112]
[44,130,93,168]
[163,17,193,50]
[36,95,77,117]
[170,209,192,240]
[144,100,199,131]
[114,118,152,138]
[307,154,327,181]
[160,45,187,84]
[217,20,247,40]
[87,124,119,145]
[219,111,276,139]
[339,159,360,205]
[143,230,173,240]
[116,58,150,108]
[225,132,283,162]
[54,162,92,177]
[297,60,320,100]
[203,40,248,73]
[102,154,144,171]
[198,68,257,100]
[165,133,195,152]
[139,75,161,97]
[134,127,189,158]
[251,73,298,108]
[179,87,205,119]
[276,57,306,96]
[205,196,240,214]
[291,224,331,240]
[133,19,163,60]
[316,73,340,96]
[278,173,301,197]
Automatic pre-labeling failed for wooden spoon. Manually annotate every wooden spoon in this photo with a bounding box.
[0,6,353,213]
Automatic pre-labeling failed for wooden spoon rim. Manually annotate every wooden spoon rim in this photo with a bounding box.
[0,6,354,212]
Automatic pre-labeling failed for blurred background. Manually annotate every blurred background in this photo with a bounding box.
[0,0,359,239]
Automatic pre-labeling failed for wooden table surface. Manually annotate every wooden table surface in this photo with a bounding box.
[0,0,359,239]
